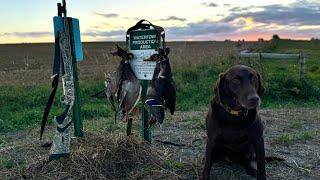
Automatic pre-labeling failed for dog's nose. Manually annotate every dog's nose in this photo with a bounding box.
[248,95,260,103]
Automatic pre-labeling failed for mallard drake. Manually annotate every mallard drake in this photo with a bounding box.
[144,48,176,125]
[112,45,141,122]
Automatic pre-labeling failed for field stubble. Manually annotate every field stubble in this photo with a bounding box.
[0,41,243,85]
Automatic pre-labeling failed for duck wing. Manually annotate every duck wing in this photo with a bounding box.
[163,77,176,115]
[144,84,165,124]
[105,80,117,112]
[159,58,176,115]
[119,80,141,111]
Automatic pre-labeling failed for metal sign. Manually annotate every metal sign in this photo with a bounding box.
[130,30,157,50]
[129,29,158,80]
[53,16,83,62]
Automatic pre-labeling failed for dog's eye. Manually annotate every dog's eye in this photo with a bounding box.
[231,78,241,85]
[251,76,258,85]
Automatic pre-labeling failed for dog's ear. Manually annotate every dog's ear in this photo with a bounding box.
[214,73,225,103]
[257,73,265,96]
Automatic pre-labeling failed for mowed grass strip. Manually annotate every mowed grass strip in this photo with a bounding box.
[0,40,320,132]
[1,64,319,133]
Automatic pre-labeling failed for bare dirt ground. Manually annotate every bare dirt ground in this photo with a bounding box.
[152,108,320,179]
[1,108,319,179]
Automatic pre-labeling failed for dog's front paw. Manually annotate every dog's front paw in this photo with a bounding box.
[245,165,257,177]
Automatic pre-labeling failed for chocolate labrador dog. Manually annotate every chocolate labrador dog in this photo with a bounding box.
[203,65,266,180]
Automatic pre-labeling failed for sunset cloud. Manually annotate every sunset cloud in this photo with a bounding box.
[0,0,319,43]
[201,2,219,7]
[0,32,52,37]
[82,30,125,38]
[94,12,120,18]
[159,16,187,22]
[225,4,320,26]
[167,20,238,36]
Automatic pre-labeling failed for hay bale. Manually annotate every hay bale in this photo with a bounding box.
[22,133,180,179]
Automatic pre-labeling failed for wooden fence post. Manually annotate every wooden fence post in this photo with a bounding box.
[299,52,306,79]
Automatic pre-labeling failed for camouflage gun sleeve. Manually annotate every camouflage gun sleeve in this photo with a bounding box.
[49,19,75,161]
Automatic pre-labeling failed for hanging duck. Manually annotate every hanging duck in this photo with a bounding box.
[112,45,142,122]
[144,48,176,125]
[105,71,120,113]
[92,45,141,123]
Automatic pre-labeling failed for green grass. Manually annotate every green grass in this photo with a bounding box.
[186,117,205,129]
[2,63,318,133]
[175,57,320,110]
[175,65,218,111]
[0,82,113,133]
[290,122,303,129]
[0,157,15,169]
[164,159,187,170]
[272,131,319,145]
[1,39,320,133]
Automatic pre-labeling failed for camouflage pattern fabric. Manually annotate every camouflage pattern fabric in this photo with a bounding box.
[49,22,74,160]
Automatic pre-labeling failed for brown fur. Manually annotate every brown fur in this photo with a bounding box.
[202,65,266,180]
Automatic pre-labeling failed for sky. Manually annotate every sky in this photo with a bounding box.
[0,0,319,44]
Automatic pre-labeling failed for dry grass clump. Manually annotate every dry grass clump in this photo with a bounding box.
[22,133,180,179]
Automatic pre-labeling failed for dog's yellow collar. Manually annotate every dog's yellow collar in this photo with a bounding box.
[229,109,241,116]
[218,102,246,117]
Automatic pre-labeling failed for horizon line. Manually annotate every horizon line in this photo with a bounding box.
[0,38,315,45]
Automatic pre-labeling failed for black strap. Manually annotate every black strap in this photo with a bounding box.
[40,35,61,143]
[91,88,107,98]
[56,105,71,124]
[57,120,73,133]
[126,19,164,36]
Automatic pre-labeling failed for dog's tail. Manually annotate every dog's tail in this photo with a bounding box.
[254,156,285,162]
[265,156,285,162]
